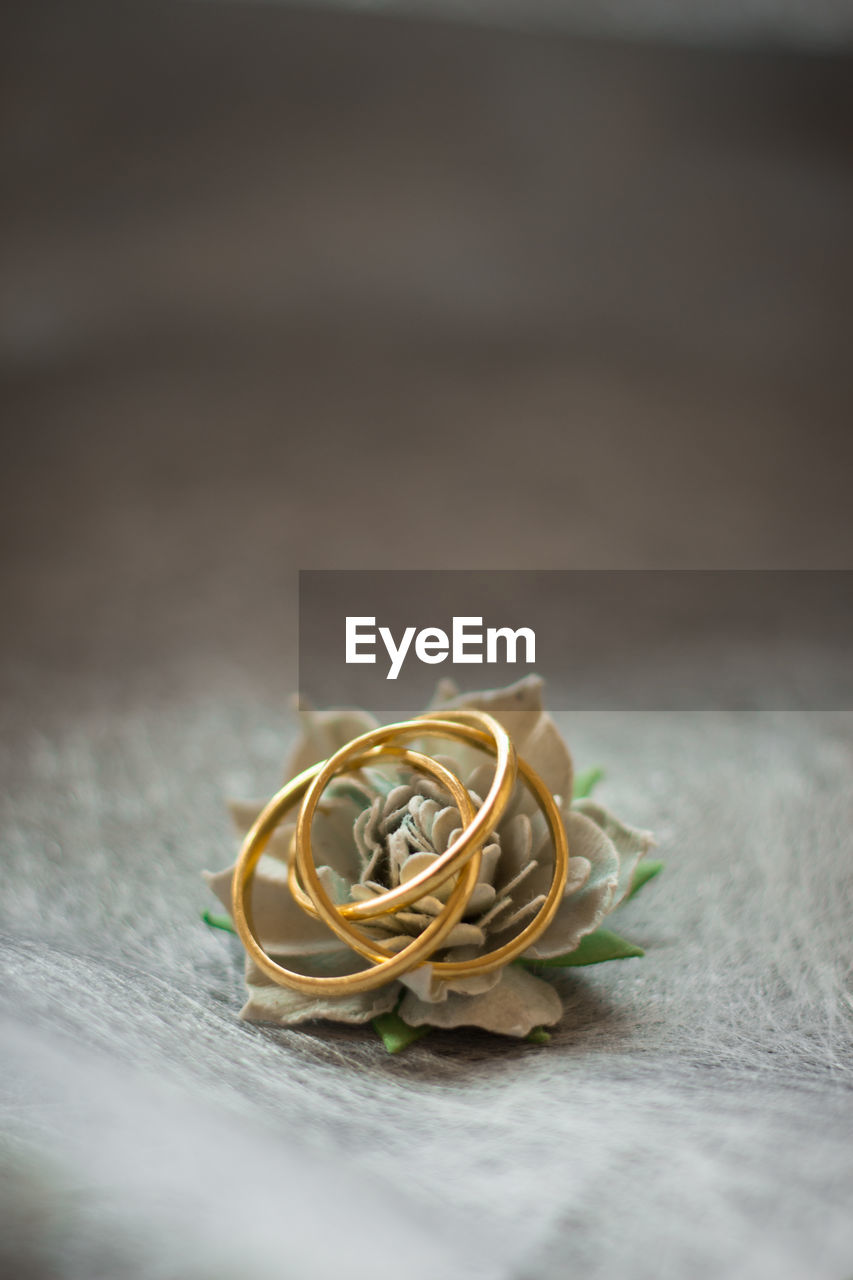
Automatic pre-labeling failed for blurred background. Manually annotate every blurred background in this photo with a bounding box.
[257,0,853,45]
[2,3,852,725]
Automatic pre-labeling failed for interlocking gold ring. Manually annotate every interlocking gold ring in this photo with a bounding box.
[232,710,569,995]
[232,746,483,996]
[290,710,516,920]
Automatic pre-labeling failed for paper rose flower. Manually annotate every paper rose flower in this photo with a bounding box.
[204,676,660,1049]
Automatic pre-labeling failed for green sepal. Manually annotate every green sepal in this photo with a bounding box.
[372,1010,432,1055]
[523,927,645,969]
[572,766,604,801]
[525,1026,551,1044]
[326,780,373,809]
[201,909,237,934]
[625,859,663,900]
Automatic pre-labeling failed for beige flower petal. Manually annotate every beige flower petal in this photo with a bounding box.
[348,883,378,903]
[431,805,462,853]
[310,796,367,880]
[521,810,620,960]
[367,910,430,935]
[394,962,502,1003]
[253,805,360,883]
[430,673,542,738]
[400,846,500,909]
[203,859,347,957]
[377,785,415,832]
[461,882,497,915]
[285,706,380,778]
[375,917,486,950]
[400,964,563,1036]
[491,813,531,883]
[493,892,547,934]
[353,800,383,871]
[565,854,592,894]
[405,735,483,789]
[223,817,297,870]
[227,794,361,881]
[397,951,504,1003]
[409,795,441,839]
[514,713,572,809]
[475,895,513,931]
[464,761,497,807]
[387,828,411,879]
[241,958,400,1026]
[372,935,413,953]
[399,850,440,884]
[443,922,486,948]
[397,962,440,1002]
[476,842,503,886]
[574,799,656,905]
[227,798,268,836]
[432,674,573,803]
[411,894,445,914]
[521,811,592,903]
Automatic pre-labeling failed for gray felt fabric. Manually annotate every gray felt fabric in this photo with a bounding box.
[1,6,852,1279]
[2,705,852,1280]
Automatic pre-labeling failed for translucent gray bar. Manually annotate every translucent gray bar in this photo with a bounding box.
[298,570,852,712]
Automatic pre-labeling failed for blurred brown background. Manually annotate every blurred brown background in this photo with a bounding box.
[2,3,852,727]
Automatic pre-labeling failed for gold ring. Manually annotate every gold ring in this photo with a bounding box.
[290,709,516,920]
[232,711,569,995]
[231,745,482,995]
[291,721,568,980]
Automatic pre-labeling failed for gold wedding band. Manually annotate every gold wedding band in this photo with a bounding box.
[290,710,516,920]
[231,710,569,995]
[232,746,482,996]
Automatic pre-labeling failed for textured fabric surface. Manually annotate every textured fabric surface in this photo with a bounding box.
[1,7,852,1279]
[2,702,852,1279]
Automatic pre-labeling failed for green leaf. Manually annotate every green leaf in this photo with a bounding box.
[525,1027,551,1045]
[626,859,664,901]
[201,909,236,934]
[326,780,372,809]
[372,1010,432,1054]
[525,927,645,969]
[572,766,604,800]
